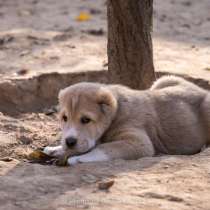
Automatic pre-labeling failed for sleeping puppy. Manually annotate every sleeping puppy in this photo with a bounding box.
[44,76,210,165]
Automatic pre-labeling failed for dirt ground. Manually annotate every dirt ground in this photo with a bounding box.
[0,0,210,210]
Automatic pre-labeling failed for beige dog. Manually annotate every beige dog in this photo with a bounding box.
[44,76,210,165]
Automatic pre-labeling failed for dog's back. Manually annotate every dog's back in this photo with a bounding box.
[106,76,210,155]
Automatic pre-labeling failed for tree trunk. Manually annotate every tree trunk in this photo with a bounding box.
[107,0,155,89]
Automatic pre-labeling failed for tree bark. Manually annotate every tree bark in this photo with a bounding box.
[107,0,155,89]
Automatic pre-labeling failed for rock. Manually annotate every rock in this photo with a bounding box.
[81,174,98,184]
[83,29,105,36]
[0,35,14,46]
[19,135,32,145]
[98,179,114,190]
[0,157,13,162]
[89,8,102,15]
[16,69,30,76]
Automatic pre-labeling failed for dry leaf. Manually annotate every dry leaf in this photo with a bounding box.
[76,12,91,22]
[28,150,53,163]
[28,148,77,166]
[204,67,210,71]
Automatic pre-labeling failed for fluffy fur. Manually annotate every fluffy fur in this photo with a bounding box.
[44,76,210,165]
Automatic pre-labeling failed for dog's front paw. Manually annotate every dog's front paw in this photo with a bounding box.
[67,156,81,165]
[43,145,64,157]
[67,149,110,165]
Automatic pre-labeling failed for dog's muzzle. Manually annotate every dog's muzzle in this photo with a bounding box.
[65,137,77,148]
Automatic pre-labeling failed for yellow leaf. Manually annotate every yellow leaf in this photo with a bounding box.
[76,12,91,22]
[28,150,53,162]
[204,67,210,71]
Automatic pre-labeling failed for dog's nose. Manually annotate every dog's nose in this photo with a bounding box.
[65,137,77,147]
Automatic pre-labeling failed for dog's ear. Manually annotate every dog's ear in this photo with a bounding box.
[58,88,67,105]
[97,88,117,114]
[58,89,64,101]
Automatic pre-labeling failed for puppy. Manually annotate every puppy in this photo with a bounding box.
[44,76,210,165]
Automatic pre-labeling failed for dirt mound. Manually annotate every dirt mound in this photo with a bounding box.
[0,71,108,115]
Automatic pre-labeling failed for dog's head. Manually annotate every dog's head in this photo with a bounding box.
[58,83,117,154]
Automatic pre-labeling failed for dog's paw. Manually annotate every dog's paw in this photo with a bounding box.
[43,146,64,157]
[67,156,81,165]
[67,149,110,165]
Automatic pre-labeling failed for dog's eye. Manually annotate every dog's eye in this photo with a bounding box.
[62,115,68,122]
[80,116,91,124]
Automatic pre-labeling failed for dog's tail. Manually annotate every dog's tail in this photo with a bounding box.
[150,76,185,90]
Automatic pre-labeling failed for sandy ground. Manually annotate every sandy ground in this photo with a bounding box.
[0,0,210,209]
[0,0,209,79]
[153,0,210,79]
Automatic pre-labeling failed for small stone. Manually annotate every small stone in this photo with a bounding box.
[20,50,30,57]
[98,179,114,190]
[182,24,191,28]
[19,136,32,145]
[181,1,192,6]
[0,157,13,162]
[49,56,59,60]
[81,174,98,184]
[0,35,14,45]
[83,29,104,36]
[18,10,33,16]
[89,8,101,15]
[16,69,29,75]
